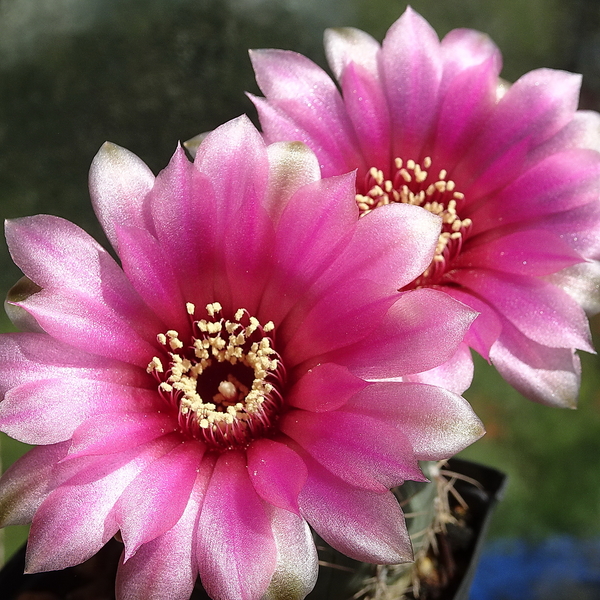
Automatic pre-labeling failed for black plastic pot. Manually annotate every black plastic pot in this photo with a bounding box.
[0,458,506,600]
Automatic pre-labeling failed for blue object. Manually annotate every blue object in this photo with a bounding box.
[470,537,600,600]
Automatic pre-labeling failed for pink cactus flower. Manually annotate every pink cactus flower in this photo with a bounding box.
[249,7,600,408]
[0,116,483,600]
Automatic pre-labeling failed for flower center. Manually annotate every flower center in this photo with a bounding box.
[356,157,472,287]
[147,302,285,450]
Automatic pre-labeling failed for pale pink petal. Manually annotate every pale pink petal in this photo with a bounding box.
[250,49,364,176]
[26,438,176,573]
[406,343,474,395]
[450,268,593,351]
[342,382,484,459]
[262,505,318,600]
[4,276,45,333]
[88,142,155,252]
[0,333,148,396]
[66,412,178,459]
[0,379,159,445]
[5,216,162,366]
[263,141,321,223]
[324,26,381,81]
[196,451,277,600]
[287,362,368,412]
[281,408,424,492]
[247,438,307,514]
[113,441,203,559]
[490,317,581,407]
[545,262,600,316]
[299,454,412,564]
[328,288,477,378]
[0,442,69,527]
[381,7,443,159]
[115,464,211,600]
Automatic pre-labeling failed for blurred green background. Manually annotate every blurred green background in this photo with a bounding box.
[1,0,600,566]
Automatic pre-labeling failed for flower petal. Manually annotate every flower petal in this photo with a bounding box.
[66,412,178,459]
[299,453,412,564]
[324,26,380,81]
[490,317,581,407]
[26,438,176,572]
[89,142,155,252]
[0,442,69,527]
[329,288,477,378]
[342,382,484,459]
[0,379,159,445]
[113,441,203,559]
[281,408,424,492]
[287,362,368,412]
[381,7,443,159]
[0,333,147,396]
[546,261,600,316]
[5,216,162,366]
[115,463,211,600]
[450,268,593,351]
[247,438,307,515]
[262,505,318,600]
[196,451,277,600]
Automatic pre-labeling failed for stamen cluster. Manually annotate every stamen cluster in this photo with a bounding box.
[147,302,285,449]
[356,157,473,287]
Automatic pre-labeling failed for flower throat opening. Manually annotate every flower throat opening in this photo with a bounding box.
[147,302,285,450]
[356,157,472,288]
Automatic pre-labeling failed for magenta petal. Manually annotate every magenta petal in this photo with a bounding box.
[247,438,307,514]
[287,362,368,412]
[490,317,581,407]
[0,379,159,445]
[115,224,188,332]
[546,262,600,316]
[196,451,277,600]
[26,440,174,573]
[281,409,424,492]
[67,412,178,459]
[89,142,155,252]
[149,146,219,310]
[343,382,484,459]
[113,441,203,559]
[381,7,443,159]
[115,466,209,600]
[0,442,69,527]
[440,28,502,80]
[329,288,477,378]
[339,62,391,171]
[0,333,148,396]
[299,454,412,564]
[469,149,600,230]
[450,268,593,351]
[460,69,582,189]
[262,505,318,600]
[457,229,584,276]
[195,116,274,314]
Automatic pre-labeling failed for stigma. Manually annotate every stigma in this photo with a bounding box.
[356,157,472,287]
[147,303,285,449]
